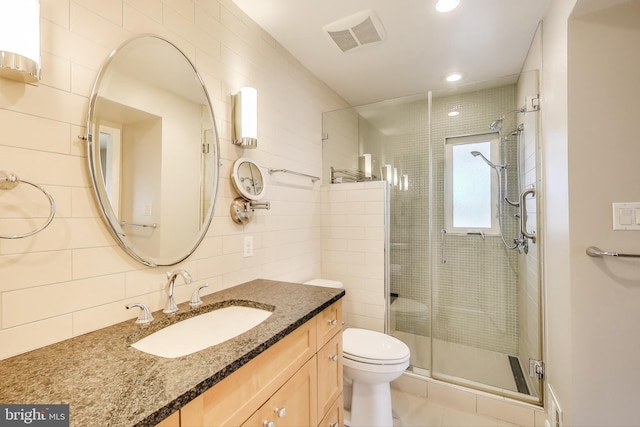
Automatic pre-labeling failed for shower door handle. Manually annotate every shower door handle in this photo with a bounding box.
[519,188,536,243]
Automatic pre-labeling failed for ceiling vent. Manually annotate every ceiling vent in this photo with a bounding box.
[323,10,386,53]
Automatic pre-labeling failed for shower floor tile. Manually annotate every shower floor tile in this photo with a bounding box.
[392,331,526,393]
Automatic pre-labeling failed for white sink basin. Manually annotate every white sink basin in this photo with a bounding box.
[131,305,273,358]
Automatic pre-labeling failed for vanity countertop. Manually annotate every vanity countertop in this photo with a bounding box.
[0,279,345,427]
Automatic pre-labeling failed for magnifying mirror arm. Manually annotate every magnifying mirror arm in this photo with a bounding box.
[249,201,270,210]
[230,198,270,225]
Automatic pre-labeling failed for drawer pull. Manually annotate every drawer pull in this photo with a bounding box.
[275,407,287,418]
[329,423,339,427]
[329,354,338,362]
[328,319,338,326]
[262,421,275,427]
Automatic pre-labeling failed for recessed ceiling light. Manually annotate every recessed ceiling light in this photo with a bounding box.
[448,111,460,117]
[445,72,463,82]
[435,0,461,13]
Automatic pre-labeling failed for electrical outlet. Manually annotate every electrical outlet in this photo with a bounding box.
[243,236,253,257]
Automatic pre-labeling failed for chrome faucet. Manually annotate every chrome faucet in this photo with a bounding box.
[163,269,192,314]
[126,303,154,324]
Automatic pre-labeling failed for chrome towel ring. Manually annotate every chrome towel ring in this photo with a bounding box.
[0,172,57,239]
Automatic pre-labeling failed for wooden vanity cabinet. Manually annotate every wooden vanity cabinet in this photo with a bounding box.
[160,300,343,427]
[317,332,343,417]
[316,300,343,427]
[242,357,318,427]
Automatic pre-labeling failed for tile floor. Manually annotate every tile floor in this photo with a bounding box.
[391,389,522,427]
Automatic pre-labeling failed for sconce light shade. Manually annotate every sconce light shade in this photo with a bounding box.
[232,86,258,148]
[359,153,372,178]
[0,0,41,83]
[383,164,393,183]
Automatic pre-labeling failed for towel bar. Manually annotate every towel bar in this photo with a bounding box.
[586,246,640,258]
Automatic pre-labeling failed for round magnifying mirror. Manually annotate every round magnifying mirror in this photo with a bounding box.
[231,158,266,201]
[86,35,220,267]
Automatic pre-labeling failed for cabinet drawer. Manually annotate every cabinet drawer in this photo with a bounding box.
[197,318,317,426]
[317,393,343,427]
[316,300,342,348]
[243,357,318,427]
[317,332,343,417]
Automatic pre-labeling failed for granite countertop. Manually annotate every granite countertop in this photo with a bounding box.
[0,279,345,427]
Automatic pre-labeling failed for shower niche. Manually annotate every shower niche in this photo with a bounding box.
[322,70,543,405]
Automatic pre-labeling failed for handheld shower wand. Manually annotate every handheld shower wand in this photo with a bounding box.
[470,151,504,170]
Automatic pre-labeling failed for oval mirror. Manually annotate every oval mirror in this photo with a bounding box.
[86,35,220,267]
[231,158,266,201]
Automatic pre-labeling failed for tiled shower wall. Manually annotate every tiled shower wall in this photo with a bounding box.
[0,0,348,360]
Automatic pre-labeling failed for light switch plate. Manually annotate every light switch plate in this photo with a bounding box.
[612,203,640,230]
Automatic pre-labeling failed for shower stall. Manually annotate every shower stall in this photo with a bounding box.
[322,70,543,405]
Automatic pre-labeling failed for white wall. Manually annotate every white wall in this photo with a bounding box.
[568,2,640,424]
[0,0,347,360]
[539,0,576,423]
[542,1,640,425]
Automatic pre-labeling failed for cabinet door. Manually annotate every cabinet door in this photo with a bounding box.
[317,392,343,427]
[316,301,342,349]
[317,332,343,417]
[200,319,317,426]
[243,357,318,427]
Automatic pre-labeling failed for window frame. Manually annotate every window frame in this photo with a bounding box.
[444,132,501,236]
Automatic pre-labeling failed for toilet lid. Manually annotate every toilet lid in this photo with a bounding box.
[343,328,410,363]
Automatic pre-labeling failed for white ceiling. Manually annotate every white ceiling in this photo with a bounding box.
[231,0,552,106]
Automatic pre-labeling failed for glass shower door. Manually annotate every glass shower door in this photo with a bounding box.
[430,71,542,403]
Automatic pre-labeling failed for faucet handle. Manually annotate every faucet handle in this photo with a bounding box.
[126,303,154,324]
[189,283,209,307]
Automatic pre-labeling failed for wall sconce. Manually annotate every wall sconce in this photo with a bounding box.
[0,0,41,83]
[359,154,372,178]
[231,86,258,148]
[383,164,393,183]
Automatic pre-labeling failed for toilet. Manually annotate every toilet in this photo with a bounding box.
[304,279,410,427]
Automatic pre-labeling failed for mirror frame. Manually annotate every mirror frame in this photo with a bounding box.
[231,157,267,201]
[86,35,220,267]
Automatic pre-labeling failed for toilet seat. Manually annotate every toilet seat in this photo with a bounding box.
[343,328,410,365]
[343,351,409,365]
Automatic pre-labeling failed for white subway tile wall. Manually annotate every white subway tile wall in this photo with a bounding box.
[0,0,349,360]
[321,181,388,332]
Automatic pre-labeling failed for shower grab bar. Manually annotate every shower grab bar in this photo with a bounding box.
[268,168,319,182]
[586,246,640,258]
[519,187,536,243]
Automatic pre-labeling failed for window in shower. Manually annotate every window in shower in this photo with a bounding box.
[444,133,500,235]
